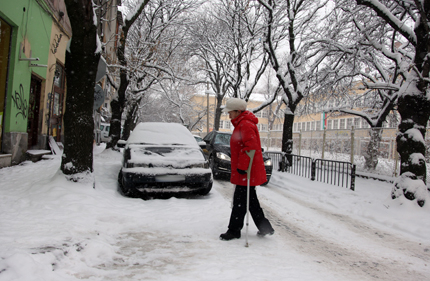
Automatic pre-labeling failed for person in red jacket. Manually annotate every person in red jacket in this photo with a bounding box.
[220,98,274,241]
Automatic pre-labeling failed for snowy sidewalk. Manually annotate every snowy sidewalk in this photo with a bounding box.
[0,146,429,280]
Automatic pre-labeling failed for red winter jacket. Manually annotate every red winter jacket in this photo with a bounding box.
[230,110,267,186]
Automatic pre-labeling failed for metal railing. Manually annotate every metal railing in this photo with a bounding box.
[313,159,356,190]
[265,151,356,190]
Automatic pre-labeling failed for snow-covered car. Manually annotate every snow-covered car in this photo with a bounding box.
[202,131,273,185]
[118,122,213,199]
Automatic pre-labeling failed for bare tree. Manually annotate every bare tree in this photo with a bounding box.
[109,0,200,142]
[309,1,405,171]
[188,0,269,131]
[107,0,150,148]
[258,0,331,157]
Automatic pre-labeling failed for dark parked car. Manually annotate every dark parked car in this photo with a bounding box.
[202,131,273,185]
[118,122,213,199]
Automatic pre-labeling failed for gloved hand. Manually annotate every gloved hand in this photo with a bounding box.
[237,168,247,175]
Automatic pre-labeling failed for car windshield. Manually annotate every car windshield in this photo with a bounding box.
[128,146,205,166]
[214,133,231,145]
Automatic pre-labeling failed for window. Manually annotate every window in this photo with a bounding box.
[347,118,353,129]
[306,122,310,131]
[219,120,224,129]
[225,121,230,129]
[333,119,339,129]
[262,110,268,118]
[294,123,298,132]
[340,119,346,129]
[298,123,302,131]
[261,124,268,131]
[354,118,361,128]
[316,121,321,130]
[327,120,332,130]
[255,111,262,118]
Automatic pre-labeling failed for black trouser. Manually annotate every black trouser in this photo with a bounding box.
[228,185,273,234]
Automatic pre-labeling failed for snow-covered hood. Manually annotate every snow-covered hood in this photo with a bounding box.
[126,144,207,168]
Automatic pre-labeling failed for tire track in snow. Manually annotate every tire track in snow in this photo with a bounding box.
[214,180,430,281]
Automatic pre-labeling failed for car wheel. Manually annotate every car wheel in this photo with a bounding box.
[118,172,136,197]
[261,176,271,186]
[209,155,218,179]
[198,181,213,195]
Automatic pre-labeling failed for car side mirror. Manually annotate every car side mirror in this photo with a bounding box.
[117,140,127,148]
[261,147,265,152]
[199,143,207,150]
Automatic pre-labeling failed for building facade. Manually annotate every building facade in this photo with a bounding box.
[0,0,71,166]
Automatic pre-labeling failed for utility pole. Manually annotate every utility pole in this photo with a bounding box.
[206,82,210,134]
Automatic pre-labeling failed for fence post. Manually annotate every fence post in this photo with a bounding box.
[311,160,316,181]
[322,128,326,159]
[393,129,399,177]
[350,126,355,164]
[299,130,302,156]
[350,164,356,191]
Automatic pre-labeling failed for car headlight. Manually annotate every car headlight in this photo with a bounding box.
[190,162,209,169]
[216,152,231,161]
[264,159,272,166]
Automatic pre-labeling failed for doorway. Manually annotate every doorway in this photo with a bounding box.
[27,75,41,149]
[0,17,12,152]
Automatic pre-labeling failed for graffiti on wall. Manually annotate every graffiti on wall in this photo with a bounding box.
[51,34,63,54]
[11,84,28,119]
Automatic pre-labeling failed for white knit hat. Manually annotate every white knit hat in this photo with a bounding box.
[222,98,247,113]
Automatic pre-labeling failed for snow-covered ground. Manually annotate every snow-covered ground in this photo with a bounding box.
[0,144,429,281]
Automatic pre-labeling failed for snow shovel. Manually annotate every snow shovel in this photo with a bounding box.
[244,150,256,247]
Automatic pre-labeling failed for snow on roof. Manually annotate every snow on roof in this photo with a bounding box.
[127,122,198,147]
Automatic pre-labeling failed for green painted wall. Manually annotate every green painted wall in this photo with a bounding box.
[0,0,52,133]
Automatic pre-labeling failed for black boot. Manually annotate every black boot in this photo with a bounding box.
[257,229,274,237]
[220,230,241,241]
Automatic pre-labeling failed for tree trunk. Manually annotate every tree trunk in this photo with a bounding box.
[393,11,430,206]
[214,95,223,131]
[364,128,382,171]
[62,0,100,178]
[122,99,140,141]
[282,113,294,165]
[107,67,127,148]
[396,91,429,179]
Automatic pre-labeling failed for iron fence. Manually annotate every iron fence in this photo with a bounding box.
[265,151,356,190]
